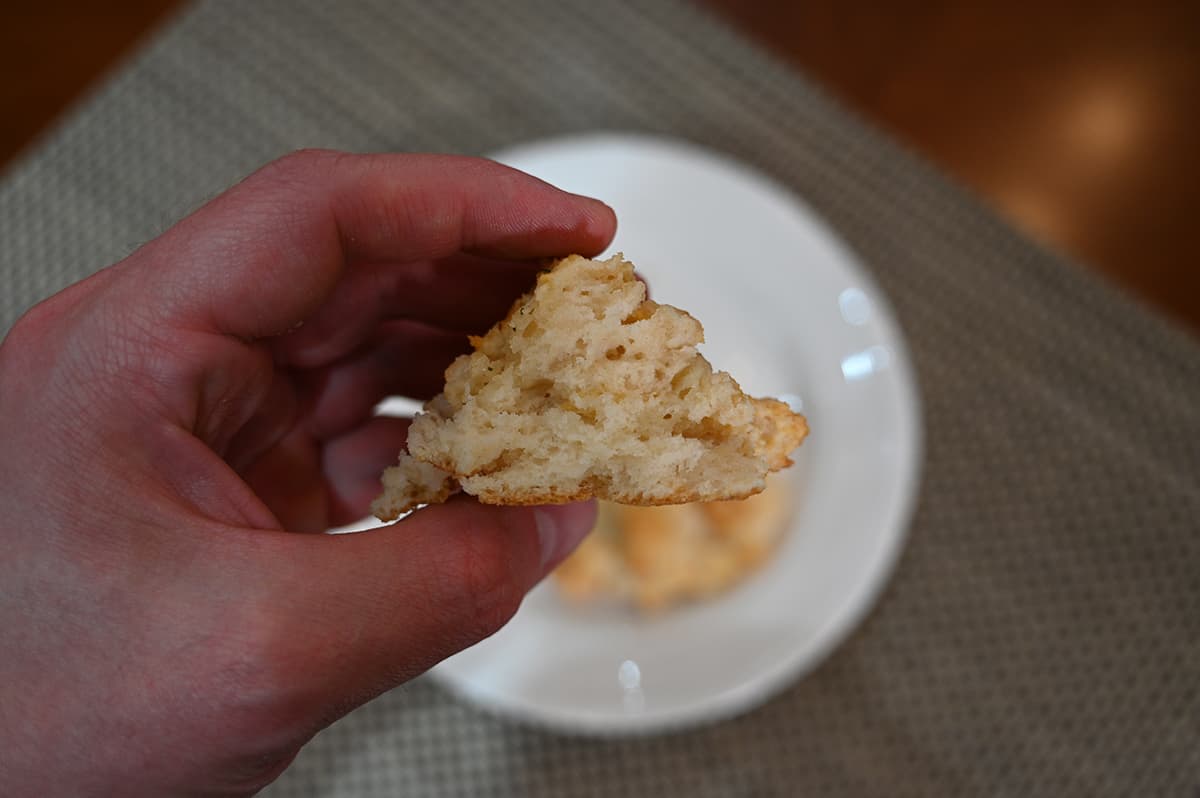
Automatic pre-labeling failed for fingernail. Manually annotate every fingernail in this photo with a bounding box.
[534,501,597,570]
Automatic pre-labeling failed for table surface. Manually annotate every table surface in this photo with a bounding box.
[4,0,1199,334]
[1,2,1197,796]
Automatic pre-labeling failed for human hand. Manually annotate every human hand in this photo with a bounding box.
[0,150,615,796]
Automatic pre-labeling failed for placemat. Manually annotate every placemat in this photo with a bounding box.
[2,1,1197,795]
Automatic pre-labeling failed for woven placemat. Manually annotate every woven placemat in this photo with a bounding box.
[2,1,1198,795]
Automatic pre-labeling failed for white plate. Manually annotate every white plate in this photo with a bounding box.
[408,133,920,735]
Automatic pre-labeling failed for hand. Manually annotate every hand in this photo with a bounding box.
[0,150,615,796]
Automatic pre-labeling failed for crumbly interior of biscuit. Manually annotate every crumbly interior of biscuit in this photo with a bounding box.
[372,456,457,522]
[372,253,807,519]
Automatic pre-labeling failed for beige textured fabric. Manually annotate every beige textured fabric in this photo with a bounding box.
[1,0,1197,795]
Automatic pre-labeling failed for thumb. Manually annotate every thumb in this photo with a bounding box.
[250,499,595,727]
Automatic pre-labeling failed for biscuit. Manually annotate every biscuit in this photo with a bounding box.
[372,254,808,520]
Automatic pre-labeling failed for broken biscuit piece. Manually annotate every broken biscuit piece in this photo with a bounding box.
[372,253,807,520]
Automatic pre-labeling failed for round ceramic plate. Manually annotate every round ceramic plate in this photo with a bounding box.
[411,133,920,734]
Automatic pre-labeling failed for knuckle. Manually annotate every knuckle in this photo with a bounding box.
[261,148,340,182]
[5,296,61,347]
[1,268,122,374]
[0,296,74,383]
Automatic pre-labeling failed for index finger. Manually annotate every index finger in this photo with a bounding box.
[126,149,616,340]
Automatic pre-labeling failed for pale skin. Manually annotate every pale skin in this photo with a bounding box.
[0,150,615,796]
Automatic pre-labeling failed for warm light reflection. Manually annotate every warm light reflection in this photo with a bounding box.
[991,71,1149,251]
[1067,77,1143,164]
